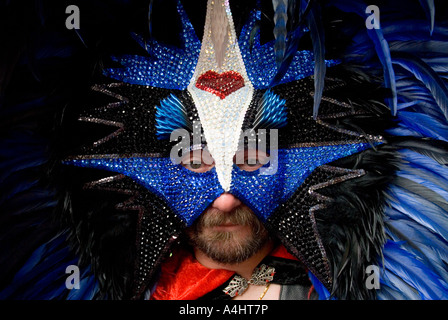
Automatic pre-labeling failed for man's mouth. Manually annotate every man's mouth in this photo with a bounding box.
[210,222,245,232]
[194,204,257,233]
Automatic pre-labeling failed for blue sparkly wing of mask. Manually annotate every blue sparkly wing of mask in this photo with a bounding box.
[230,143,379,222]
[63,142,376,226]
[238,9,340,90]
[64,157,224,226]
[103,1,201,90]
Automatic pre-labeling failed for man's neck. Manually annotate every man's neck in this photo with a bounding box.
[192,240,275,279]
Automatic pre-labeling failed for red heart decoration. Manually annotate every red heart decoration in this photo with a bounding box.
[195,70,245,99]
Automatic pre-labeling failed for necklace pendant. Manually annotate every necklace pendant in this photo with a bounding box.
[223,264,276,298]
[223,275,249,297]
[249,264,276,285]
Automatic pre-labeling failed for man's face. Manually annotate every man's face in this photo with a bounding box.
[185,193,271,264]
[182,148,271,264]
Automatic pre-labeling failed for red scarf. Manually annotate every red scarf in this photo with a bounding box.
[151,245,298,300]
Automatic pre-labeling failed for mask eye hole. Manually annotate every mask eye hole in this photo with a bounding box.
[181,149,215,173]
[234,150,269,172]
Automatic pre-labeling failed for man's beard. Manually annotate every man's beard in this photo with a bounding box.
[185,205,271,264]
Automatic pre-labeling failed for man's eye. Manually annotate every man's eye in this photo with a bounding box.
[189,162,203,170]
[181,150,215,173]
[245,159,259,167]
[234,150,269,172]
[183,160,214,173]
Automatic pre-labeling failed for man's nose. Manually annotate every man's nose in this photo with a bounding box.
[211,193,242,212]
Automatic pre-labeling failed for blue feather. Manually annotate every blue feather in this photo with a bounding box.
[386,126,421,138]
[155,94,190,139]
[367,27,397,116]
[74,29,88,48]
[382,21,448,43]
[306,1,326,119]
[428,57,448,77]
[383,147,448,290]
[272,0,288,69]
[0,229,99,299]
[392,53,448,122]
[378,280,419,300]
[418,0,435,35]
[386,207,448,260]
[148,0,153,39]
[253,90,288,129]
[395,85,446,123]
[398,149,448,185]
[397,101,420,111]
[1,176,39,204]
[7,239,55,284]
[378,257,422,300]
[396,90,438,114]
[396,171,448,203]
[391,41,448,123]
[395,111,448,142]
[269,6,308,87]
[0,233,77,299]
[31,261,76,299]
[380,241,448,299]
[387,185,448,242]
[327,0,397,115]
[399,161,448,190]
[308,271,332,300]
[389,40,448,57]
[103,1,201,90]
[67,268,100,300]
[385,216,448,285]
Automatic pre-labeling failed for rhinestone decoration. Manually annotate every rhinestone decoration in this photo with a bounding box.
[187,0,255,192]
[133,192,185,299]
[265,165,367,288]
[103,1,201,90]
[196,70,245,99]
[248,76,384,149]
[83,174,185,298]
[103,2,339,90]
[230,142,377,222]
[77,83,173,156]
[64,157,224,226]
[223,264,276,297]
[223,275,248,298]
[65,140,376,226]
[238,9,340,89]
